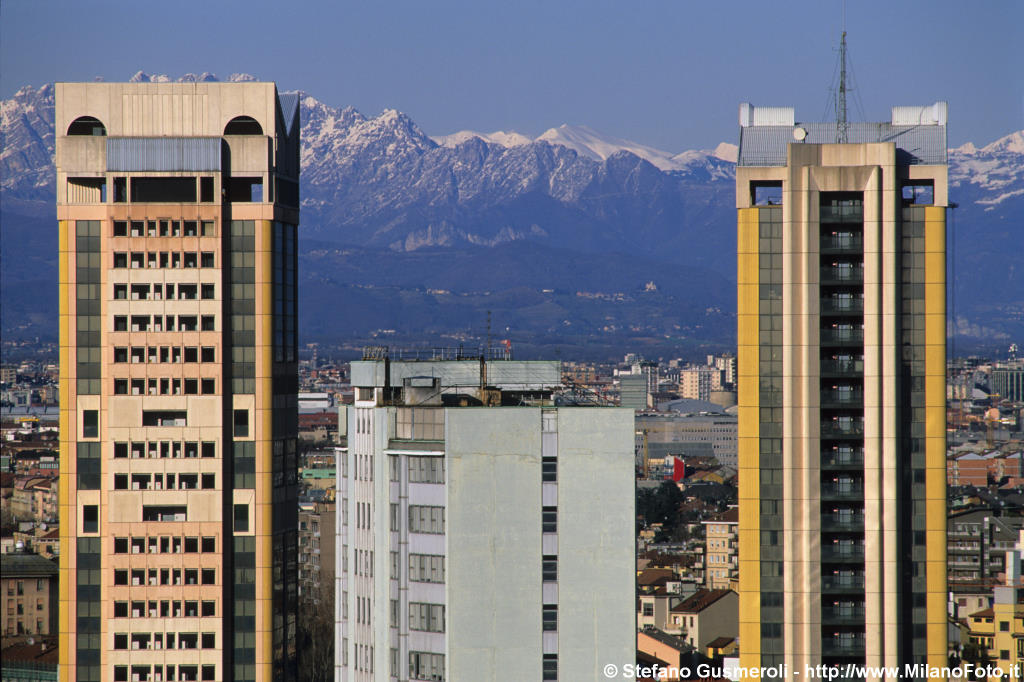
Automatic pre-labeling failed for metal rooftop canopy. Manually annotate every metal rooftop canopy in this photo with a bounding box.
[736,102,948,167]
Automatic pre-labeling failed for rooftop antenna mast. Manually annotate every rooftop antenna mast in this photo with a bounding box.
[836,3,849,143]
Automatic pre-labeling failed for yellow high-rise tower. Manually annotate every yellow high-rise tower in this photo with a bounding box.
[736,102,948,672]
[56,81,300,682]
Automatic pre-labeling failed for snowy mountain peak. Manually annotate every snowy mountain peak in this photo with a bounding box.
[129,71,168,83]
[432,129,532,148]
[712,142,738,163]
[177,72,219,83]
[983,130,1024,155]
[534,124,687,172]
[127,71,243,84]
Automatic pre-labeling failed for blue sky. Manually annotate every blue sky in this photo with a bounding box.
[2,0,1021,151]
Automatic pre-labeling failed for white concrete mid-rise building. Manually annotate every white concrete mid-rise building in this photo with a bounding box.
[334,356,635,681]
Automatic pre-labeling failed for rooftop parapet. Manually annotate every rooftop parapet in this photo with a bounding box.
[737,101,948,167]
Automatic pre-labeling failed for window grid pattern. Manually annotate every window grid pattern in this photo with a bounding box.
[756,205,784,660]
[899,206,931,661]
[76,220,102,395]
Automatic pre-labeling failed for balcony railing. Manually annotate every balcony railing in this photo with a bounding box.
[821,484,864,501]
[821,298,865,314]
[821,451,865,469]
[820,328,864,346]
[821,638,866,657]
[821,420,865,437]
[820,234,864,252]
[820,205,864,223]
[822,605,866,624]
[821,545,865,562]
[821,389,864,407]
[822,575,866,592]
[820,358,864,377]
[821,514,865,532]
[820,266,864,285]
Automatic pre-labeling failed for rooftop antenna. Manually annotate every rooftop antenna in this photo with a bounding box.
[836,2,849,143]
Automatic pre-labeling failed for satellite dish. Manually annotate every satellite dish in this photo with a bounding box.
[793,127,808,141]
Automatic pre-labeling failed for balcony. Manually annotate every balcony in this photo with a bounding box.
[821,513,865,532]
[821,358,864,377]
[821,388,864,407]
[820,266,864,285]
[822,575,866,593]
[822,605,866,625]
[821,483,864,501]
[821,449,865,470]
[821,544,865,562]
[820,234,864,253]
[820,204,864,223]
[821,637,866,657]
[820,328,864,346]
[821,297,864,315]
[821,420,865,437]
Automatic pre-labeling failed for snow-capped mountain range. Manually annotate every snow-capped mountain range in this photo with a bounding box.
[433,124,739,174]
[2,72,1023,348]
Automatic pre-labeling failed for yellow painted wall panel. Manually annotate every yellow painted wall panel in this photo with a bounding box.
[738,407,760,437]
[923,205,946,224]
[737,207,761,665]
[925,468,945,501]
[923,253,945,282]
[925,345,945,377]
[926,560,945,593]
[738,223,758,255]
[738,284,759,316]
[925,405,945,441]
[925,437,946,466]
[738,440,759,468]
[925,373,945,408]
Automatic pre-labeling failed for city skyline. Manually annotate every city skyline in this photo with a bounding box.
[2,1,1022,152]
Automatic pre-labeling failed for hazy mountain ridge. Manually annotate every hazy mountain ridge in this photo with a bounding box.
[2,74,1022,351]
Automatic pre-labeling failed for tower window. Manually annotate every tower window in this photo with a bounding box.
[234,504,250,532]
[901,181,934,205]
[234,409,249,437]
[224,116,263,135]
[751,180,782,206]
[67,116,106,136]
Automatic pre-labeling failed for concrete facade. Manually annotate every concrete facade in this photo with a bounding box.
[57,82,300,682]
[335,358,634,682]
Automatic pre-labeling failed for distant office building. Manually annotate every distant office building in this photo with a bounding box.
[620,374,649,410]
[736,101,949,669]
[335,356,634,681]
[991,367,1024,402]
[57,82,300,682]
[636,411,738,467]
